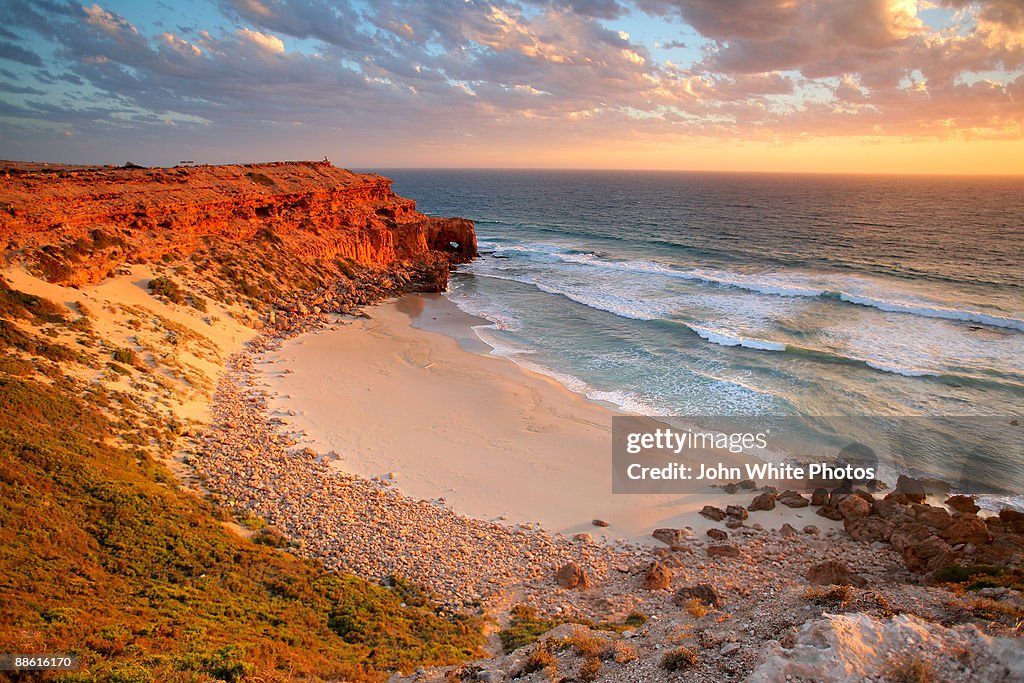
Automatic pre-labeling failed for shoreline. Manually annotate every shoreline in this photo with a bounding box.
[257,293,843,541]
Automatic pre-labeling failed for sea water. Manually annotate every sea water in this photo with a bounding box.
[376,169,1024,498]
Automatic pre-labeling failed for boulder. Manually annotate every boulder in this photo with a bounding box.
[838,495,871,520]
[999,508,1024,534]
[779,523,798,538]
[945,495,980,514]
[707,544,741,559]
[884,492,910,505]
[810,488,829,506]
[895,475,927,503]
[653,528,686,547]
[816,505,843,521]
[642,561,672,590]
[675,583,721,608]
[780,493,810,508]
[943,513,992,545]
[902,536,953,574]
[915,505,953,531]
[844,516,893,543]
[805,560,865,587]
[889,522,932,553]
[828,486,853,507]
[739,479,757,490]
[749,492,777,512]
[707,528,728,541]
[726,505,749,520]
[725,517,744,529]
[555,562,590,589]
[700,505,727,522]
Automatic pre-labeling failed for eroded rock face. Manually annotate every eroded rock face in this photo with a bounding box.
[0,160,476,287]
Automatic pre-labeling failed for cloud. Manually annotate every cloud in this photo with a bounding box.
[0,0,1021,165]
[0,41,43,66]
[236,27,285,53]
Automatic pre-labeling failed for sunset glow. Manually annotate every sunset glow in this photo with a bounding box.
[1,0,1022,174]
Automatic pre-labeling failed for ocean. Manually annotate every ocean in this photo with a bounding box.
[376,169,1024,497]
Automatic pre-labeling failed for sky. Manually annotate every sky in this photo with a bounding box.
[0,0,1022,174]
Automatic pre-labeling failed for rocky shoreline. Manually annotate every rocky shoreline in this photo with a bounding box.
[192,273,1023,681]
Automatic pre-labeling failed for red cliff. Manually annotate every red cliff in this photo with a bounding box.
[0,160,476,290]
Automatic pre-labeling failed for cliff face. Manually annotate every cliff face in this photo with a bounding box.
[0,160,476,288]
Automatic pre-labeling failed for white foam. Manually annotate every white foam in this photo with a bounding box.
[838,293,1024,332]
[547,249,1024,332]
[687,325,787,351]
[864,361,940,378]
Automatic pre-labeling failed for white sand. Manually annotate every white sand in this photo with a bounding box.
[260,294,839,541]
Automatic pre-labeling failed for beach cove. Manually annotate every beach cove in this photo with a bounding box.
[257,293,841,541]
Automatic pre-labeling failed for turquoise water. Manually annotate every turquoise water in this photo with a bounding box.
[374,169,1024,496]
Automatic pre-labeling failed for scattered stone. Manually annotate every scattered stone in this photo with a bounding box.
[722,482,739,494]
[572,533,592,543]
[707,544,740,559]
[720,642,740,656]
[706,528,728,541]
[779,523,798,538]
[749,492,777,512]
[739,479,757,490]
[803,525,820,535]
[810,487,829,506]
[592,519,610,528]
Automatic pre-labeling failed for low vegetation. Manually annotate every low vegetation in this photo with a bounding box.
[498,604,647,653]
[147,276,186,305]
[0,283,485,681]
[661,646,697,672]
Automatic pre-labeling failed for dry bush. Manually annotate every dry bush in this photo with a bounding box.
[661,646,697,672]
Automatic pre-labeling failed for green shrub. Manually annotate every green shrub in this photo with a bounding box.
[147,277,185,304]
[112,348,136,365]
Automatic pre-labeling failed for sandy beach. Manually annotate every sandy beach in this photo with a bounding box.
[259,293,839,541]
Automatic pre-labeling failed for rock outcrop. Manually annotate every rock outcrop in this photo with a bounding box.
[0,160,476,290]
